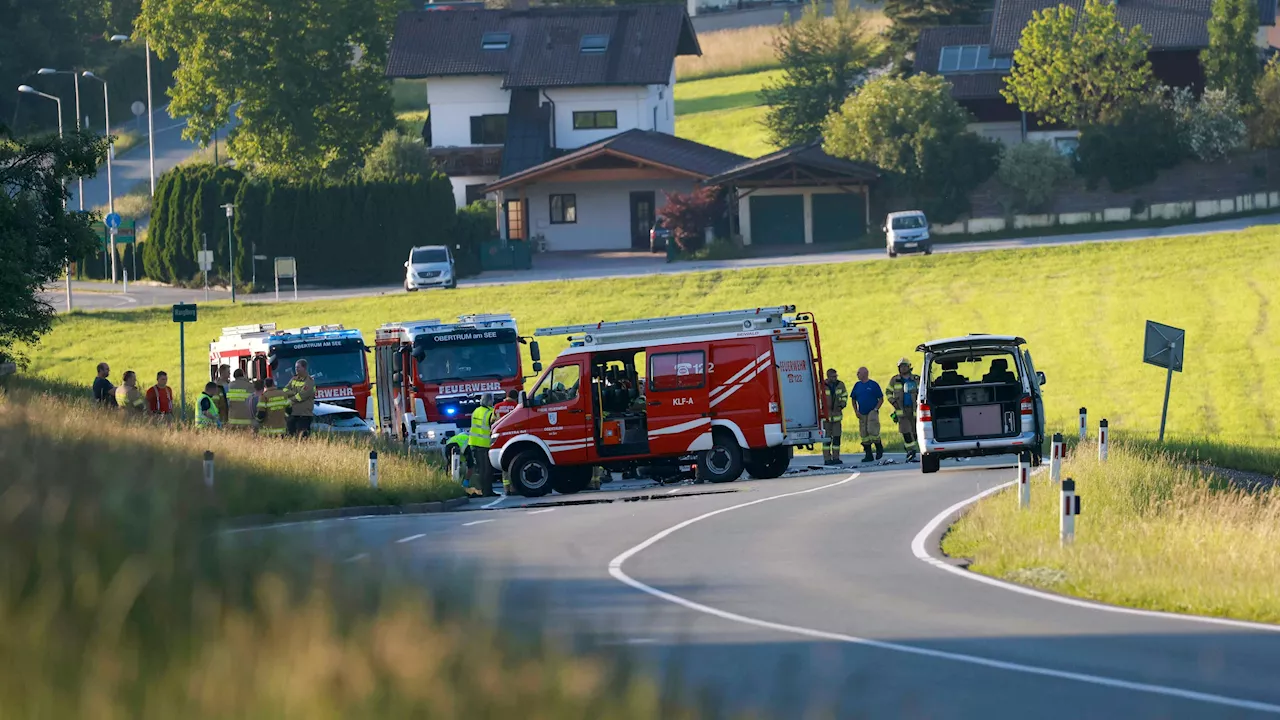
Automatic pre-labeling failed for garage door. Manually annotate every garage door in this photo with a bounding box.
[749,195,805,246]
[811,193,865,244]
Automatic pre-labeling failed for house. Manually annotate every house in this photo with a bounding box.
[915,0,1280,149]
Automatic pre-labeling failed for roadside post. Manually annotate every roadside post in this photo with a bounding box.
[221,203,236,303]
[1017,453,1030,509]
[105,211,121,283]
[1078,407,1087,441]
[203,450,215,489]
[173,303,198,422]
[1098,419,1109,461]
[274,256,298,302]
[253,253,267,291]
[1049,432,1064,484]
[199,233,213,302]
[1142,320,1185,443]
[1061,478,1081,546]
[368,450,379,488]
[122,268,128,294]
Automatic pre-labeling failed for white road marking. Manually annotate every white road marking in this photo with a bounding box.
[608,473,1280,715]
[665,488,681,495]
[463,519,495,527]
[395,533,426,544]
[526,508,556,515]
[343,552,369,563]
[912,481,1280,633]
[482,495,506,509]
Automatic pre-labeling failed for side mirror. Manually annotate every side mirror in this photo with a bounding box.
[1036,371,1047,386]
[529,340,541,362]
[392,352,403,375]
[518,390,528,407]
[404,261,410,268]
[532,361,543,374]
[392,371,403,384]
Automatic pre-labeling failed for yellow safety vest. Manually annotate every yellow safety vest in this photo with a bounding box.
[258,388,290,435]
[196,392,221,427]
[824,380,848,422]
[469,406,494,449]
[225,378,255,426]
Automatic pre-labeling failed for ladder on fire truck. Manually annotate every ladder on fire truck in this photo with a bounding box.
[535,306,797,347]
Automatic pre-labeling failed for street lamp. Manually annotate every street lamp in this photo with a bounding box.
[36,67,82,213]
[221,203,236,303]
[18,85,72,312]
[110,34,154,197]
[82,71,118,283]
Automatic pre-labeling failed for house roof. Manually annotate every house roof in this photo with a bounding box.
[989,0,1278,57]
[913,25,1010,101]
[486,129,747,191]
[705,143,881,186]
[386,5,701,88]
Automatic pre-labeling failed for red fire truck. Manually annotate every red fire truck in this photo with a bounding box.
[208,323,373,419]
[373,314,526,451]
[489,306,826,497]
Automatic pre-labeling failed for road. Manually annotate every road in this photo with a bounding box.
[46,212,1280,313]
[230,457,1280,719]
[692,1,843,31]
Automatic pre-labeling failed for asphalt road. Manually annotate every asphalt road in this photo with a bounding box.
[229,456,1280,719]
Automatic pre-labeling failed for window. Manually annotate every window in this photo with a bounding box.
[464,183,487,206]
[549,194,577,224]
[580,34,609,53]
[481,32,510,51]
[469,114,507,145]
[649,351,706,391]
[411,247,449,264]
[937,45,1011,73]
[890,214,927,230]
[530,364,582,406]
[572,110,618,130]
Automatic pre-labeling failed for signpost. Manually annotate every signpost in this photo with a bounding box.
[105,212,121,284]
[131,100,146,132]
[1142,320,1185,443]
[275,256,298,302]
[173,303,198,422]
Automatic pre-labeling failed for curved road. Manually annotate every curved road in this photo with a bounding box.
[232,459,1280,719]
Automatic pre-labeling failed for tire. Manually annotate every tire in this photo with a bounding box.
[921,453,940,474]
[924,244,933,255]
[744,445,792,479]
[1031,449,1043,467]
[508,450,555,497]
[446,281,457,289]
[552,466,592,495]
[696,429,744,483]
[405,283,417,292]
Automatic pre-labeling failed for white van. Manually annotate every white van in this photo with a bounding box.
[884,211,932,257]
[915,335,1046,473]
[404,245,457,291]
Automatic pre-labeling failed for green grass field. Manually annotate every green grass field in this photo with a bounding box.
[26,229,1280,464]
[674,70,778,157]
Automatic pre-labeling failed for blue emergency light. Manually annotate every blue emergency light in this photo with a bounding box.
[444,406,458,417]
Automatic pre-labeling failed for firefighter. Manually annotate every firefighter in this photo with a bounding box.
[821,368,848,465]
[114,370,145,416]
[284,359,316,438]
[888,358,922,463]
[256,378,290,436]
[852,366,885,462]
[225,369,255,430]
[213,364,232,422]
[495,389,519,419]
[445,431,474,493]
[196,382,222,428]
[468,393,498,497]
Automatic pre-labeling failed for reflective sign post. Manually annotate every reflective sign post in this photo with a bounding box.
[173,303,199,422]
[1143,321,1186,444]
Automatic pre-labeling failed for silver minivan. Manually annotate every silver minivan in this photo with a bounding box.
[915,334,1046,473]
[404,245,457,291]
[884,210,932,257]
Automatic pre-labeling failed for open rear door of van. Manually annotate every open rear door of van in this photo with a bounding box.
[773,336,819,439]
[1023,348,1046,445]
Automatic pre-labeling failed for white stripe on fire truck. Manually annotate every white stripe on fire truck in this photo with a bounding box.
[647,417,711,438]
[709,350,771,400]
[709,354,772,408]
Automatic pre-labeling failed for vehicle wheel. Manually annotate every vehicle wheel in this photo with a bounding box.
[405,283,417,292]
[924,244,933,255]
[744,445,792,479]
[696,429,744,483]
[1031,450,1043,467]
[552,466,592,495]
[508,450,554,497]
[921,453,940,474]
[446,281,457,289]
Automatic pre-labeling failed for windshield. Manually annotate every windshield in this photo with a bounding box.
[411,248,449,264]
[273,348,368,386]
[415,339,518,384]
[891,215,927,230]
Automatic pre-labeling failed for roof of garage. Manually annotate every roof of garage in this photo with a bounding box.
[706,143,881,187]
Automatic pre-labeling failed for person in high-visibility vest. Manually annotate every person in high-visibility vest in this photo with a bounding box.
[284,359,316,438]
[821,368,848,465]
[114,370,145,416]
[468,393,498,497]
[196,382,222,428]
[225,368,255,430]
[256,378,290,436]
[146,370,175,422]
[887,358,922,463]
[445,431,475,493]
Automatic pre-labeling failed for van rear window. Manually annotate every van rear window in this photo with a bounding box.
[929,353,1020,386]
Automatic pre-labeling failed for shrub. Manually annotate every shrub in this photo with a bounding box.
[997,141,1073,213]
[361,130,435,181]
[1167,87,1246,162]
[1248,56,1280,148]
[657,186,725,253]
[1075,94,1185,191]
[453,200,497,278]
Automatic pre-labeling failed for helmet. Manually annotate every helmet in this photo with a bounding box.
[897,357,912,368]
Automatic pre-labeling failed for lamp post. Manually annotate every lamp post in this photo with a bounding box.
[222,203,236,303]
[82,71,117,283]
[18,85,72,312]
[36,68,82,213]
[110,34,154,196]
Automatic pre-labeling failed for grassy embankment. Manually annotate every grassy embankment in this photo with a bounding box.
[0,384,709,717]
[26,229,1280,472]
[943,441,1280,623]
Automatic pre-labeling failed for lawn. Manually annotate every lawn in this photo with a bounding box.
[25,228,1280,466]
[674,70,779,157]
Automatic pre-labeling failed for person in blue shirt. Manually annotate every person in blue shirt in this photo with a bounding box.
[852,366,884,462]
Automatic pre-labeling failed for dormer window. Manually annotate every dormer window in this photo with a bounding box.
[938,45,1011,73]
[580,34,608,53]
[482,32,511,51]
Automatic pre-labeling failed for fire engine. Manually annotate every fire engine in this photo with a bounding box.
[208,323,373,419]
[373,314,526,451]
[489,306,826,497]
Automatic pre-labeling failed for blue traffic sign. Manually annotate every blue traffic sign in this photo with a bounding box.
[104,212,122,229]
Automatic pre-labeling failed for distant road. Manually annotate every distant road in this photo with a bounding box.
[692,0,880,31]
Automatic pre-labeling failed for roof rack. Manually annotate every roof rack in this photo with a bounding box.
[536,306,796,347]
[219,323,277,337]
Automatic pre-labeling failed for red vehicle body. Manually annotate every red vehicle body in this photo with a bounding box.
[209,323,372,419]
[373,315,525,450]
[489,306,826,497]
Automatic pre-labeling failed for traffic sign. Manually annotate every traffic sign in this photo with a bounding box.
[197,250,214,272]
[172,303,198,323]
[131,101,146,117]
[105,212,122,229]
[1143,320,1185,372]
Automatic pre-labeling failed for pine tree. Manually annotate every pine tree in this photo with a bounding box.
[884,0,987,72]
[1203,0,1262,106]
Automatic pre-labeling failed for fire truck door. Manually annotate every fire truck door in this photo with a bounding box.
[773,337,819,433]
[646,347,710,455]
[528,361,590,466]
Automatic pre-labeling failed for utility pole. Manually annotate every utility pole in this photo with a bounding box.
[222,203,236,303]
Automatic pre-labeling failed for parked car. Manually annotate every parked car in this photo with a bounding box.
[915,334,1046,474]
[404,245,456,291]
[649,219,674,253]
[884,211,932,257]
[311,402,375,435]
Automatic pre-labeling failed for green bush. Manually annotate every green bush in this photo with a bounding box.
[1075,96,1185,191]
[454,200,498,278]
[361,130,434,182]
[997,141,1073,213]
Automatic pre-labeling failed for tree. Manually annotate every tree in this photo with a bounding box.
[0,125,107,365]
[1074,93,1185,190]
[1167,87,1246,162]
[823,74,1000,223]
[761,0,880,147]
[1249,56,1280,148]
[362,131,435,181]
[139,0,400,179]
[1002,0,1154,127]
[996,141,1073,213]
[1203,0,1261,106]
[882,0,984,72]
[657,187,724,253]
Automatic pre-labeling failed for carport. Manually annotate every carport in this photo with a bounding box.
[706,143,880,247]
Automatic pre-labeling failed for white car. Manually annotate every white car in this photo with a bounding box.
[884,211,933,258]
[310,402,374,435]
[404,245,457,291]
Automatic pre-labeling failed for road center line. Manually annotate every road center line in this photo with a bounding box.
[395,533,426,544]
[463,519,495,527]
[607,473,1280,714]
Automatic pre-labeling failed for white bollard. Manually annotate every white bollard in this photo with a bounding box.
[203,450,215,489]
[368,450,379,488]
[123,269,128,294]
[1098,419,1109,462]
[1017,453,1030,509]
[1061,477,1081,546]
[1049,432,1064,484]
[1078,407,1087,441]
